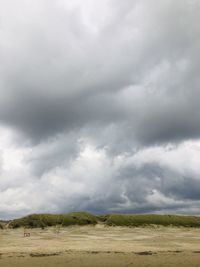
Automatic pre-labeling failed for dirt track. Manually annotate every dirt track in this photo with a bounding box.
[0,225,200,266]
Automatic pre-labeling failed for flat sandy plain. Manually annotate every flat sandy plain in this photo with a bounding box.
[0,225,200,267]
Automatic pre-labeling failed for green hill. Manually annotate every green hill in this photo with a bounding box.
[9,212,97,228]
[103,214,200,227]
[4,212,200,229]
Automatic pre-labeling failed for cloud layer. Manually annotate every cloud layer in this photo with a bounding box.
[0,0,200,218]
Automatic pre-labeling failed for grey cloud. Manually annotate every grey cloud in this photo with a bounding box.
[1,141,200,219]
[162,176,200,201]
[0,0,200,218]
[0,0,199,145]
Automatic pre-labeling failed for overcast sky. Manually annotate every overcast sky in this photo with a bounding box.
[0,0,200,219]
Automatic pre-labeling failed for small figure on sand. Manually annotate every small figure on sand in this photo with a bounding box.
[23,227,30,237]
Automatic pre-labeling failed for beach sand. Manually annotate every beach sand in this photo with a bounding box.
[0,225,200,266]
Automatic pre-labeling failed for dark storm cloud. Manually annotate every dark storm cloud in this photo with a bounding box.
[0,0,199,145]
[0,0,200,218]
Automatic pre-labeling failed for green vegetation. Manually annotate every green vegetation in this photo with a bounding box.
[62,212,97,226]
[103,214,200,227]
[9,214,56,229]
[5,212,200,229]
[9,212,97,229]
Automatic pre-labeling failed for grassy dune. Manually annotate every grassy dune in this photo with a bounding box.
[103,214,200,227]
[8,212,97,228]
[2,212,200,229]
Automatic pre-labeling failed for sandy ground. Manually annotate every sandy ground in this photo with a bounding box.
[0,225,200,266]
